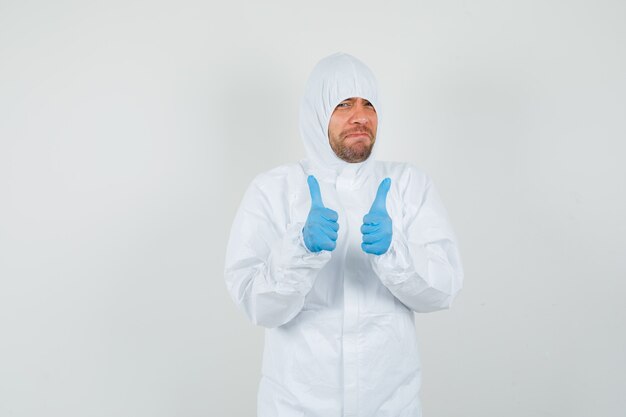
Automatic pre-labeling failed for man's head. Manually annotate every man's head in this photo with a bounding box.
[299,53,380,171]
[328,97,378,163]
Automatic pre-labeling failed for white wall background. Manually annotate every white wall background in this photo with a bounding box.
[1,0,625,416]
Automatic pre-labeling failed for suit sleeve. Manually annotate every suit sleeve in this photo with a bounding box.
[224,179,331,328]
[369,171,464,313]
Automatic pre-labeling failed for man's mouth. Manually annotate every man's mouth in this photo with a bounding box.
[343,130,372,140]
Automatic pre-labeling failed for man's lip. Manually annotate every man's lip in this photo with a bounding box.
[344,132,370,138]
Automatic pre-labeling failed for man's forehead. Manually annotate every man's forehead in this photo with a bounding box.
[339,97,371,102]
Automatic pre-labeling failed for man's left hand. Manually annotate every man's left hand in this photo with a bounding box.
[361,178,392,255]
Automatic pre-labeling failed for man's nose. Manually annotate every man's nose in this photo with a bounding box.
[350,105,369,124]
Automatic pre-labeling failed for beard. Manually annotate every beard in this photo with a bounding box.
[329,127,375,163]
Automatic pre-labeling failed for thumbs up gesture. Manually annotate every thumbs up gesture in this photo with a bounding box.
[361,178,392,255]
[302,175,339,252]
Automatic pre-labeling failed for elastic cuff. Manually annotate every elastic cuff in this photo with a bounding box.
[270,222,331,294]
[370,226,427,287]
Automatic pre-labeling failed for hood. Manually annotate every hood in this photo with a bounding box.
[299,52,381,182]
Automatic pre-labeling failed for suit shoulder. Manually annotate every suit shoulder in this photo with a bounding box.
[375,160,431,183]
[248,162,306,196]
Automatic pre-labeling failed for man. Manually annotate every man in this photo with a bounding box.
[224,53,464,417]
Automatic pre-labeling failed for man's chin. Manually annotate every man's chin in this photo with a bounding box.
[344,144,372,163]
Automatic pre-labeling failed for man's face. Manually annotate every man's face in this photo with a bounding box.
[328,97,378,163]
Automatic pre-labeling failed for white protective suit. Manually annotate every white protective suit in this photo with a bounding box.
[224,53,464,417]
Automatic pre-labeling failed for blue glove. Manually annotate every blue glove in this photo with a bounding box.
[361,178,392,255]
[302,175,339,252]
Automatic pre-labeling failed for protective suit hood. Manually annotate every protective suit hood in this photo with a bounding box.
[299,52,381,181]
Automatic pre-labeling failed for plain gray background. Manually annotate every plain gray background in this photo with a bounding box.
[1,0,625,416]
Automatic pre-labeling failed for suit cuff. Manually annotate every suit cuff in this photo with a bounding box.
[369,226,429,290]
[268,221,332,294]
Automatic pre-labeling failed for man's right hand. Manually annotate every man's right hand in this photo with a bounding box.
[302,175,339,252]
